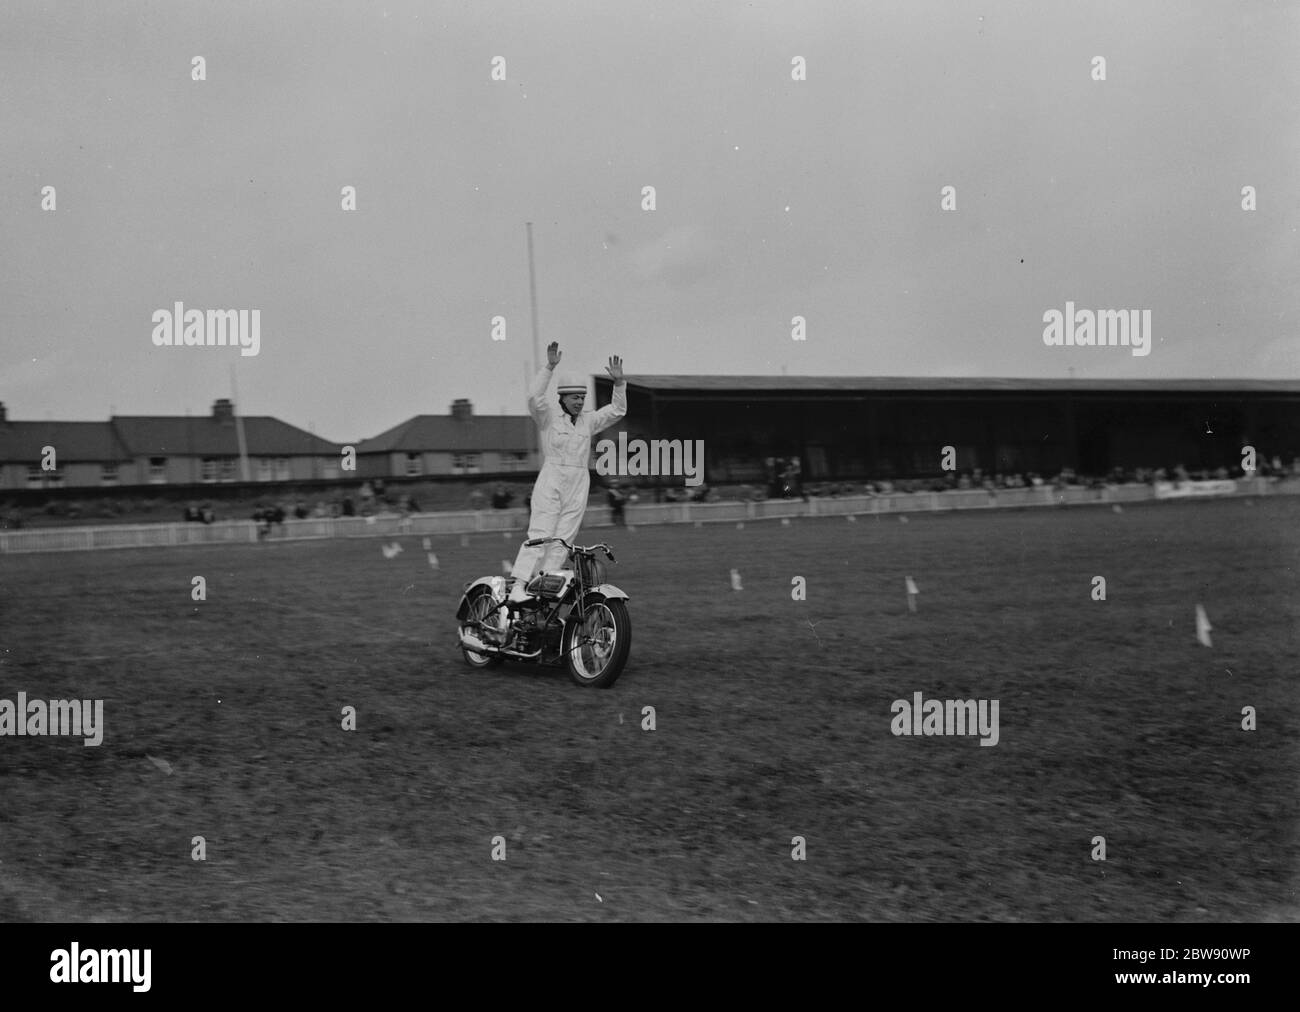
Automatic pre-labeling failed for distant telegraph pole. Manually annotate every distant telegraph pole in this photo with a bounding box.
[526,222,541,467]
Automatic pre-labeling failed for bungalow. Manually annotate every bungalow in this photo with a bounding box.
[0,399,345,489]
[355,399,537,478]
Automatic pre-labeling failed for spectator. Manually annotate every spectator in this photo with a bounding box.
[491,484,514,509]
[607,481,626,526]
[341,496,355,517]
[294,501,308,519]
[782,456,806,501]
[468,488,487,511]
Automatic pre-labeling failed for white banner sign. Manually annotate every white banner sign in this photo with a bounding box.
[1153,480,1237,499]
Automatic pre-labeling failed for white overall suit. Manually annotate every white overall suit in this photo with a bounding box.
[510,367,627,582]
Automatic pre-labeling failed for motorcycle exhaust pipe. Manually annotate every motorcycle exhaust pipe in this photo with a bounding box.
[459,628,543,660]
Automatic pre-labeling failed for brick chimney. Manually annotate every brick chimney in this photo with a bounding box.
[450,398,473,422]
[212,398,234,423]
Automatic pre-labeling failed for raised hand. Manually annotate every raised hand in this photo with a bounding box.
[547,342,561,368]
[605,355,624,382]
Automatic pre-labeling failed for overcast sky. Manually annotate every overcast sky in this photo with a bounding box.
[2,0,1297,442]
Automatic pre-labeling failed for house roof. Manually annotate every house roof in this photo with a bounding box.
[357,415,533,454]
[109,416,343,456]
[0,421,131,463]
[600,375,1300,395]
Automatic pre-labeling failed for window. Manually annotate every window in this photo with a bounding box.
[405,453,423,477]
[273,457,290,481]
[501,451,528,472]
[257,458,273,482]
[26,465,61,488]
[220,458,239,482]
[101,463,119,486]
[149,457,167,484]
[321,457,339,480]
[452,453,482,475]
[201,458,218,483]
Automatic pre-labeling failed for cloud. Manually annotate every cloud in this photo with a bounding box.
[627,227,726,289]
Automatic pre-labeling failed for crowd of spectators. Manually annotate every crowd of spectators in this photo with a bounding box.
[5,452,1298,533]
[740,454,1300,501]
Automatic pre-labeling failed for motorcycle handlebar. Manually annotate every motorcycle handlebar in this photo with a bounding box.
[522,536,616,563]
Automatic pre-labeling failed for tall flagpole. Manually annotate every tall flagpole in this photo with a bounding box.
[526,222,541,469]
[230,365,251,482]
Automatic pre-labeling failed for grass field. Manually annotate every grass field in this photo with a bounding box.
[1,497,1297,922]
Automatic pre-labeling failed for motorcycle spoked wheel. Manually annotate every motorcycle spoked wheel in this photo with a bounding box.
[561,593,631,688]
[460,587,505,668]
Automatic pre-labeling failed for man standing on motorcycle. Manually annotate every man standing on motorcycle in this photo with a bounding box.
[506,341,626,605]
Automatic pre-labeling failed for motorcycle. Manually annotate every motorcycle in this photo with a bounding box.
[455,536,631,687]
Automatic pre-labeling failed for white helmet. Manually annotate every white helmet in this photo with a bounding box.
[555,373,587,395]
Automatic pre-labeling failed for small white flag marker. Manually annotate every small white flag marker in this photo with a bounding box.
[422,537,432,550]
[899,515,909,524]
[781,518,790,526]
[847,514,857,523]
[730,568,743,591]
[905,576,919,612]
[427,552,439,570]
[146,755,174,776]
[1196,604,1212,647]
[737,522,745,530]
[1112,504,1123,514]
[460,534,470,547]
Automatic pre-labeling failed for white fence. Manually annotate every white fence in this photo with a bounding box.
[2,478,1295,555]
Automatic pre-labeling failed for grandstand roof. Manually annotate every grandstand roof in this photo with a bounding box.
[608,376,1300,394]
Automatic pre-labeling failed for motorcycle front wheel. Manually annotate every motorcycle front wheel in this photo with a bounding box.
[460,586,505,668]
[562,594,631,688]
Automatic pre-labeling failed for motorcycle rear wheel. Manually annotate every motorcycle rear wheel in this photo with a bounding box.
[563,594,631,688]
